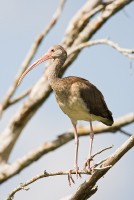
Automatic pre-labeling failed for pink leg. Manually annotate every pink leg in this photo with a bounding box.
[88,121,94,159]
[72,122,79,177]
[84,121,94,170]
[68,122,81,185]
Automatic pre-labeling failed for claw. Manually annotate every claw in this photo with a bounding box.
[68,170,75,186]
[83,157,94,173]
[74,165,79,179]
[67,167,82,186]
[78,173,82,178]
[74,165,82,178]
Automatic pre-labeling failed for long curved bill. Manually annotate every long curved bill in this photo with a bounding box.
[18,53,52,85]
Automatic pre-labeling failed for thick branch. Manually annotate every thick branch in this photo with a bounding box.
[74,0,133,45]
[62,0,103,48]
[0,112,133,183]
[68,134,134,200]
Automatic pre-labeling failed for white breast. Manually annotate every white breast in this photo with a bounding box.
[55,83,94,122]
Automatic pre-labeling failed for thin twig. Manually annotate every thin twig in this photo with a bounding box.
[39,0,66,39]
[119,129,132,137]
[5,87,32,109]
[94,158,107,168]
[5,166,112,200]
[91,145,113,159]
[5,170,87,200]
[0,0,66,117]
[68,38,134,59]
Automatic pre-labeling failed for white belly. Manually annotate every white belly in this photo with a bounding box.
[56,93,94,122]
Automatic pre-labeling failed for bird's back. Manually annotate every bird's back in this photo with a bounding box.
[53,76,114,126]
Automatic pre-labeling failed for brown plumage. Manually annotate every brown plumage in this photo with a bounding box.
[53,76,113,126]
[18,45,113,183]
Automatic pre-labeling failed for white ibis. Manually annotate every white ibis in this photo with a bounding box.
[18,45,113,182]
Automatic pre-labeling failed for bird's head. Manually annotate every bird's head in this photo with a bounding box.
[18,45,67,85]
[48,45,67,60]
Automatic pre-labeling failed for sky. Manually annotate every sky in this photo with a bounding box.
[0,0,134,200]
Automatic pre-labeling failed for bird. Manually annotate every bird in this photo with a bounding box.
[18,45,113,182]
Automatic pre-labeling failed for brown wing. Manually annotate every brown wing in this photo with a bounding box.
[79,78,113,126]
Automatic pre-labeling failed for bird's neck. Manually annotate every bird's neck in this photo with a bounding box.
[47,58,64,89]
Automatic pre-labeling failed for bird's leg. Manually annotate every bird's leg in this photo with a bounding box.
[89,121,94,159]
[72,122,79,176]
[68,122,80,186]
[84,121,94,171]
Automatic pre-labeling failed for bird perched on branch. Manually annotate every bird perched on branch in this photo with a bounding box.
[18,45,113,184]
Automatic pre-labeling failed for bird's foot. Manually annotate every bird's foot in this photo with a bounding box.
[74,165,81,179]
[83,157,94,173]
[67,166,81,186]
[68,170,75,186]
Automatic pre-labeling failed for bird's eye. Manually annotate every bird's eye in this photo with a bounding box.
[51,49,54,52]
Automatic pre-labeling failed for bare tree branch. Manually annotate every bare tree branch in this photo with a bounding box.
[0,0,66,117]
[65,0,133,68]
[5,145,113,200]
[0,112,133,183]
[119,129,132,137]
[91,145,113,159]
[73,0,133,46]
[6,167,112,200]
[67,134,134,200]
[68,39,134,59]
[62,0,103,48]
[5,87,32,109]
[5,134,134,200]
